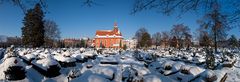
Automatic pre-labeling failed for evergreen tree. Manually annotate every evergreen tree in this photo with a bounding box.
[22,3,45,47]
[139,32,151,48]
[228,35,238,48]
[80,39,85,48]
[119,40,122,48]
[135,28,148,48]
[123,44,127,50]
[100,41,104,48]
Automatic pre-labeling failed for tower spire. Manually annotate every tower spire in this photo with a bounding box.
[114,22,117,27]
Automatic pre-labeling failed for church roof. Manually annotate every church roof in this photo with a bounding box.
[95,23,122,36]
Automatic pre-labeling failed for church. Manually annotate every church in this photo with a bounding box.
[94,23,123,48]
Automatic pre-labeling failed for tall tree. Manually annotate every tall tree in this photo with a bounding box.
[239,39,240,48]
[0,0,47,13]
[135,27,148,48]
[135,28,147,41]
[152,32,161,47]
[0,0,95,13]
[139,32,152,48]
[22,3,45,47]
[170,36,178,48]
[228,35,238,48]
[80,39,86,48]
[199,32,212,47]
[198,6,230,52]
[132,0,240,23]
[161,31,170,48]
[184,34,192,49]
[132,0,240,52]
[44,19,61,47]
[170,24,191,49]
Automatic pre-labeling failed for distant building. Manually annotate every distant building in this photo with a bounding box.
[63,38,81,47]
[94,23,123,48]
[63,38,93,48]
[123,39,137,49]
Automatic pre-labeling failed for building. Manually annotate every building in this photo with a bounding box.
[123,39,137,49]
[63,37,93,48]
[94,23,123,48]
[63,38,81,47]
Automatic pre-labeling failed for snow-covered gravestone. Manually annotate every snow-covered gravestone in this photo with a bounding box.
[67,68,82,81]
[200,70,217,82]
[80,48,85,53]
[1,45,26,80]
[33,53,61,77]
[144,75,161,82]
[122,66,139,82]
[54,49,76,67]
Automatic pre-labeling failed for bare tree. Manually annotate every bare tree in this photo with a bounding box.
[152,32,161,47]
[198,6,230,52]
[44,19,61,47]
[132,0,240,52]
[197,28,212,47]
[0,0,47,13]
[135,27,148,47]
[140,32,152,48]
[184,33,192,50]
[170,36,178,48]
[0,0,97,13]
[161,31,170,48]
[82,0,99,7]
[170,23,191,49]
[131,0,240,20]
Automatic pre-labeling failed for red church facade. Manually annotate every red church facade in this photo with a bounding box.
[94,23,123,48]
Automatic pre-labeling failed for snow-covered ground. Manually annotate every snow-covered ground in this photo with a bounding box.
[0,47,239,82]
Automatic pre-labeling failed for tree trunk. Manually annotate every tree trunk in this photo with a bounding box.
[214,28,217,53]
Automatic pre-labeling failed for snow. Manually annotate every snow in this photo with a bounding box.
[71,54,83,60]
[71,71,110,82]
[163,62,184,75]
[54,55,76,62]
[62,50,71,57]
[172,62,184,71]
[180,65,191,71]
[87,74,110,82]
[23,54,36,60]
[32,56,59,70]
[0,47,239,82]
[144,74,162,82]
[162,60,174,69]
[189,67,204,76]
[93,66,116,79]
[80,48,85,52]
[0,57,25,80]
[201,69,215,78]
[82,51,95,57]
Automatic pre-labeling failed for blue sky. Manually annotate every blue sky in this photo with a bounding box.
[0,0,239,39]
